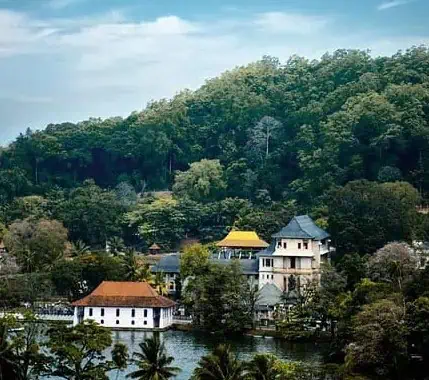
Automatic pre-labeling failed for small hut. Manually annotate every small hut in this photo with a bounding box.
[148,243,161,255]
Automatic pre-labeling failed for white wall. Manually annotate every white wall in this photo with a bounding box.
[77,306,174,329]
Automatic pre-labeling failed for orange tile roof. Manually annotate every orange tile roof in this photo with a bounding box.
[216,231,269,248]
[72,281,175,308]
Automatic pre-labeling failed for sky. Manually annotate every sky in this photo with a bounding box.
[0,0,428,143]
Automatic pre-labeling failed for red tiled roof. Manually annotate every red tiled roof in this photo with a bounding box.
[72,281,175,308]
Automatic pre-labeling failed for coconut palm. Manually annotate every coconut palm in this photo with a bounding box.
[70,240,90,257]
[123,249,140,281]
[245,353,278,380]
[192,344,247,380]
[153,272,169,296]
[112,343,129,380]
[108,237,125,256]
[127,335,180,380]
[136,263,155,285]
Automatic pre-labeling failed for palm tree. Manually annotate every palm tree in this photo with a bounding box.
[135,263,155,285]
[20,248,37,273]
[70,240,90,257]
[122,249,140,281]
[127,335,180,380]
[112,343,129,380]
[245,353,278,380]
[108,237,125,256]
[153,272,169,296]
[192,344,246,380]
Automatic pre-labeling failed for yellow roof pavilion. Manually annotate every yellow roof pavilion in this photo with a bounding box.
[216,231,269,249]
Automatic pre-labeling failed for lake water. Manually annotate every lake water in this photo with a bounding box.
[105,330,324,380]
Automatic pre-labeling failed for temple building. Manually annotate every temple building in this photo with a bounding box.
[215,231,269,259]
[72,281,175,329]
[152,216,333,298]
[257,215,333,292]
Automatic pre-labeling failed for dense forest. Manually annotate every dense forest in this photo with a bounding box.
[1,46,429,252]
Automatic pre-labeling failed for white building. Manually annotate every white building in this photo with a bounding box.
[257,215,334,292]
[72,281,175,330]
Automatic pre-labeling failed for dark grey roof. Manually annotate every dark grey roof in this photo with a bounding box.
[211,258,259,275]
[152,254,259,275]
[256,283,283,308]
[152,254,180,273]
[255,241,276,257]
[272,215,329,240]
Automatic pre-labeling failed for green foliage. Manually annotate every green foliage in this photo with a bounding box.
[184,260,253,334]
[4,218,68,272]
[127,335,180,380]
[45,320,115,380]
[345,300,408,378]
[180,243,210,278]
[192,344,246,380]
[328,180,420,255]
[173,159,227,203]
[53,180,125,246]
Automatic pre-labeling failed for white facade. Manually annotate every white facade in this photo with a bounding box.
[258,237,332,292]
[73,305,174,329]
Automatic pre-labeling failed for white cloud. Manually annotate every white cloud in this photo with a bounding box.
[0,8,427,142]
[377,0,413,10]
[46,0,86,10]
[254,12,329,34]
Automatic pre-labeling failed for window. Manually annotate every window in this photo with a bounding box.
[283,242,287,249]
[264,259,272,267]
[169,283,174,290]
[144,309,148,318]
[304,242,308,249]
[89,308,93,317]
[144,321,147,325]
[116,320,119,325]
[271,275,274,280]
[131,309,135,318]
[290,257,296,269]
[277,241,281,248]
[100,319,104,324]
[116,309,120,317]
[298,242,302,249]
[100,308,104,317]
[131,320,135,325]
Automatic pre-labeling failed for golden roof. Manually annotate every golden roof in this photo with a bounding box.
[216,231,269,248]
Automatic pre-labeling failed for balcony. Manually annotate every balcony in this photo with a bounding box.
[273,267,318,275]
[319,245,335,256]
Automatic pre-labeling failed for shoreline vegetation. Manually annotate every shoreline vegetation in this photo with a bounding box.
[1,46,429,378]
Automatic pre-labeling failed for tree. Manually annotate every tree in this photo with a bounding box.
[108,236,125,256]
[180,243,210,279]
[191,344,246,380]
[345,300,408,378]
[173,159,227,203]
[112,343,129,380]
[53,180,125,246]
[0,313,49,380]
[407,297,429,372]
[125,196,186,250]
[115,182,137,208]
[184,261,252,334]
[4,218,69,272]
[153,272,169,296]
[45,320,115,380]
[247,116,282,163]
[245,353,278,380]
[367,242,419,292]
[336,253,367,291]
[127,335,181,380]
[378,166,402,182]
[70,240,91,257]
[328,180,420,255]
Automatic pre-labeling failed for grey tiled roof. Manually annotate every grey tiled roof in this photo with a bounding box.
[211,258,259,275]
[255,241,276,257]
[256,283,283,308]
[272,215,329,240]
[152,254,259,275]
[152,254,180,273]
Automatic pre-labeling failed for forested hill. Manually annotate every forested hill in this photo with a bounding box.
[1,47,429,202]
